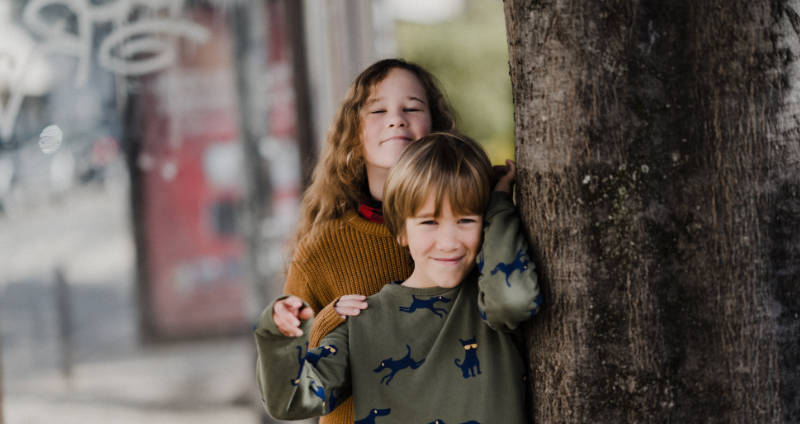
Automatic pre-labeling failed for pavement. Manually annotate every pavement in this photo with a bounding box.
[0,172,307,423]
[3,337,260,424]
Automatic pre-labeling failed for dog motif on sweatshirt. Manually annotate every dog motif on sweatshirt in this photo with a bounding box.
[355,408,391,423]
[490,248,529,287]
[374,344,425,385]
[291,343,337,386]
[398,295,451,318]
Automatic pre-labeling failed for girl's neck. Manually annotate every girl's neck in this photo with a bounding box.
[365,165,388,201]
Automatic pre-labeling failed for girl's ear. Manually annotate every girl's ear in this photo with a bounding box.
[397,233,408,247]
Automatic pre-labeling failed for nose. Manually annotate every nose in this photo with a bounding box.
[435,224,459,251]
[387,109,408,128]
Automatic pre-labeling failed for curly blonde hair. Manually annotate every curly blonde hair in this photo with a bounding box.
[293,58,456,247]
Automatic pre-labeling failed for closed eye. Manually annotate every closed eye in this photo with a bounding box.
[369,109,386,114]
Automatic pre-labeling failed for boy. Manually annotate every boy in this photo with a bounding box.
[254,132,541,423]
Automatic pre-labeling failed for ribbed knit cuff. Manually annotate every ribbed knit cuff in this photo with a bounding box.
[308,300,346,348]
[319,397,354,424]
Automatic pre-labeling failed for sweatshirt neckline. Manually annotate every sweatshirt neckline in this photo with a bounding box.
[383,282,459,297]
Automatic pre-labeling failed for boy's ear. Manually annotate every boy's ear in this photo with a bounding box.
[397,233,408,247]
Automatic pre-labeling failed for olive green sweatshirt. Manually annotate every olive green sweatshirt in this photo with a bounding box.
[255,193,541,423]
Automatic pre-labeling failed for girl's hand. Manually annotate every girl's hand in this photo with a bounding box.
[334,294,368,318]
[493,159,516,193]
[273,295,314,337]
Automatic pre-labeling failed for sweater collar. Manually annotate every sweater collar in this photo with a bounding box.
[357,196,384,224]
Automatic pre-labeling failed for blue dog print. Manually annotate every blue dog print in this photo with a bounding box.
[529,294,543,317]
[355,408,391,423]
[291,343,337,385]
[306,344,337,366]
[454,337,480,378]
[398,295,451,317]
[374,344,425,385]
[291,343,307,385]
[309,379,341,411]
[328,390,340,411]
[310,379,325,402]
[490,248,529,287]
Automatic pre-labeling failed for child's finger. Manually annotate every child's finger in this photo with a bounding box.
[504,159,516,178]
[282,295,305,312]
[492,159,517,192]
[298,305,314,321]
[335,295,368,317]
[273,298,305,336]
[274,311,300,335]
[275,319,301,337]
[491,165,507,186]
[337,308,362,317]
[338,294,367,306]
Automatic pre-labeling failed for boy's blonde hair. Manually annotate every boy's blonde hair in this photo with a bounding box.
[292,58,456,248]
[383,132,493,240]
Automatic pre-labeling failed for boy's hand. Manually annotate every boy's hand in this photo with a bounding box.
[334,294,368,318]
[493,159,516,193]
[273,295,314,337]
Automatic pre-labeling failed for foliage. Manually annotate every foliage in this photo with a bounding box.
[394,0,514,164]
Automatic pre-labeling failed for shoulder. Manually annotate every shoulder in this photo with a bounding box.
[348,283,401,323]
[295,212,394,257]
[342,211,393,237]
[364,283,400,311]
[292,216,350,259]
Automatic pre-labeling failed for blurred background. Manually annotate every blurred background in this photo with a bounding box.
[0,0,512,422]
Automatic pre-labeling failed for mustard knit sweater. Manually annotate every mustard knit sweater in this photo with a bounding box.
[283,210,413,424]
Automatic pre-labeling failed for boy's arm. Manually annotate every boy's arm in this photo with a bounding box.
[476,191,542,332]
[254,298,351,420]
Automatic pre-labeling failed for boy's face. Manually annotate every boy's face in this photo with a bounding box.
[399,193,482,289]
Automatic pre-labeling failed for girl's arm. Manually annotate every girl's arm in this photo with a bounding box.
[284,260,324,312]
[476,163,542,332]
[307,302,346,347]
[254,297,351,420]
[307,295,366,348]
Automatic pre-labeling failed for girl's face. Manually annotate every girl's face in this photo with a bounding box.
[361,68,432,174]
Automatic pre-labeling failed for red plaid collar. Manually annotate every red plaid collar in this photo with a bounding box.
[358,198,384,224]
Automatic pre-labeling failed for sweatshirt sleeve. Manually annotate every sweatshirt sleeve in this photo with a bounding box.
[253,298,351,420]
[476,191,542,332]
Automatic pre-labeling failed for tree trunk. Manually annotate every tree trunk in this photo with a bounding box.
[504,0,800,422]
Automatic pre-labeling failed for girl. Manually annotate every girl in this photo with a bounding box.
[260,58,515,424]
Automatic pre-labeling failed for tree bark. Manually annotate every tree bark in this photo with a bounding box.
[504,0,800,422]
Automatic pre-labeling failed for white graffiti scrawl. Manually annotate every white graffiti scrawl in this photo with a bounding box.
[23,0,209,84]
[0,0,210,141]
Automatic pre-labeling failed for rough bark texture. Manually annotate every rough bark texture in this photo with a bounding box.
[504,0,800,422]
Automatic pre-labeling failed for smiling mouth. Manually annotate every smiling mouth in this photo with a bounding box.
[434,256,463,264]
[381,136,412,144]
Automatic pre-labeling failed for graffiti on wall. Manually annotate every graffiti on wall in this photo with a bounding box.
[0,0,210,141]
